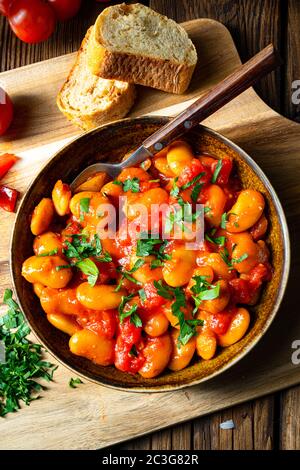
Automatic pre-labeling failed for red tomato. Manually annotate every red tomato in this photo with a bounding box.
[0,185,19,212]
[117,317,142,345]
[209,311,234,335]
[229,278,252,304]
[61,220,81,246]
[248,263,272,290]
[0,88,13,136]
[8,0,56,44]
[114,336,145,374]
[0,153,18,179]
[141,281,165,311]
[77,310,117,339]
[0,0,12,15]
[211,158,233,185]
[114,317,145,373]
[177,158,211,188]
[47,0,81,21]
[94,260,117,284]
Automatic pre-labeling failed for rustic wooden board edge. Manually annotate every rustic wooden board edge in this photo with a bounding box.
[0,17,300,451]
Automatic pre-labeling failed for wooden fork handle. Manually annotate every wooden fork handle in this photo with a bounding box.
[142,44,281,155]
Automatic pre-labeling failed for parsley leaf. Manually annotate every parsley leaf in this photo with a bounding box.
[115,260,145,291]
[55,264,71,271]
[191,275,221,313]
[220,212,228,229]
[191,181,203,202]
[205,232,226,246]
[232,253,249,264]
[136,237,162,257]
[76,259,99,286]
[79,197,90,222]
[170,177,180,198]
[118,295,142,327]
[211,160,223,183]
[154,280,174,300]
[0,290,57,417]
[181,172,205,190]
[154,281,202,345]
[37,248,58,257]
[69,377,83,388]
[123,177,140,193]
[113,178,141,193]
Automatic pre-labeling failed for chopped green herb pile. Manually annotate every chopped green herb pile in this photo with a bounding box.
[69,377,83,389]
[0,289,57,417]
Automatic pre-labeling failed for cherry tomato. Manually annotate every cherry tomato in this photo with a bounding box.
[0,0,12,16]
[0,185,19,212]
[0,88,13,136]
[47,0,81,21]
[8,0,56,44]
[0,153,18,179]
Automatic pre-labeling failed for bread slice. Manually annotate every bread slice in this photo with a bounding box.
[57,27,136,131]
[87,3,198,94]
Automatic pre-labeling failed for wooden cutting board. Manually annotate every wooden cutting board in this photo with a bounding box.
[0,18,299,450]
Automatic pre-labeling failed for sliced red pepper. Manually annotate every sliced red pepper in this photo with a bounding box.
[0,153,18,180]
[0,184,19,212]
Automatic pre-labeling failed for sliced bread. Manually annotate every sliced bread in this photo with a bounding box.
[87,3,198,94]
[57,27,136,131]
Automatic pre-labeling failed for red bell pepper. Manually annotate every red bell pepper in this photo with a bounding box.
[0,184,19,212]
[0,153,18,180]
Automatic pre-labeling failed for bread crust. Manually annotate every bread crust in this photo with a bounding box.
[87,4,197,94]
[57,27,136,131]
[88,48,196,95]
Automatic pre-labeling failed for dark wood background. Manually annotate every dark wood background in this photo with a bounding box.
[1,0,300,450]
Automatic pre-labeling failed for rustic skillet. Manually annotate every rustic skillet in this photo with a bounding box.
[10,115,290,391]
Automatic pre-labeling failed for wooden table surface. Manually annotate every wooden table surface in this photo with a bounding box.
[1,0,300,450]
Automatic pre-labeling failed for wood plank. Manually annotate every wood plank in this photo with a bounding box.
[0,17,299,451]
[150,0,282,112]
[280,386,300,449]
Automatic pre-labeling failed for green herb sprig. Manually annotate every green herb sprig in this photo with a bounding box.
[0,290,57,417]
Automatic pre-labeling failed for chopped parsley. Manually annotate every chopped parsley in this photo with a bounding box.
[113,178,140,193]
[76,259,99,286]
[69,377,83,388]
[220,212,228,229]
[115,259,145,291]
[191,275,221,313]
[79,197,90,222]
[0,289,57,416]
[136,236,171,262]
[138,288,147,303]
[205,230,226,246]
[118,294,142,327]
[63,233,112,286]
[55,264,71,271]
[37,248,58,257]
[181,172,205,190]
[153,281,202,345]
[232,253,249,264]
[170,177,180,198]
[211,160,223,183]
[191,181,204,202]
